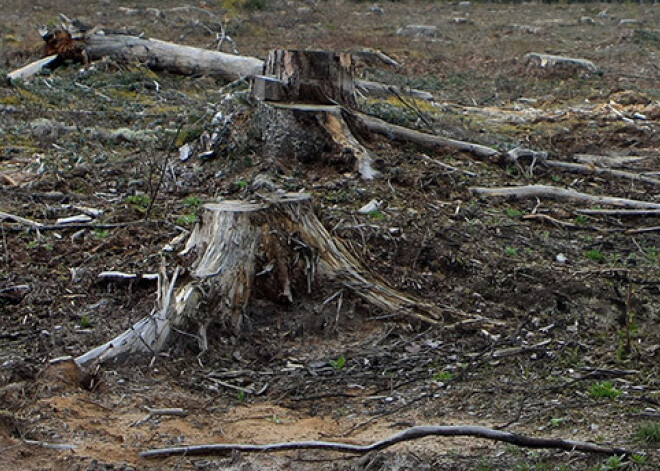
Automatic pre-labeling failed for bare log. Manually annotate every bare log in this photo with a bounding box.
[140,424,632,459]
[471,185,660,209]
[84,33,263,81]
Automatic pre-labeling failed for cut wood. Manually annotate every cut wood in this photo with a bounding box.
[140,424,632,458]
[77,193,457,367]
[525,52,597,73]
[471,185,660,209]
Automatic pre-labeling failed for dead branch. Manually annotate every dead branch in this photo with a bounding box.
[0,210,44,229]
[139,424,632,459]
[575,209,660,217]
[545,160,660,186]
[471,185,660,209]
[353,112,499,161]
[573,154,649,168]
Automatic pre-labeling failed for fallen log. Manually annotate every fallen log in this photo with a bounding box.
[77,32,432,100]
[85,33,263,81]
[140,424,632,459]
[525,52,597,73]
[471,185,660,209]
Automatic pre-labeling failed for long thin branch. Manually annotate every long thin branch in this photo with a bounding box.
[471,185,660,209]
[140,425,631,459]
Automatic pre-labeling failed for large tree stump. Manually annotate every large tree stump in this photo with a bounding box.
[76,193,448,367]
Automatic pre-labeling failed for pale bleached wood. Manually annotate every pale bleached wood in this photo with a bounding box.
[84,33,263,81]
[525,53,597,73]
[6,55,58,83]
[471,185,660,209]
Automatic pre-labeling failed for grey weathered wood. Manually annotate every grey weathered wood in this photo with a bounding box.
[84,33,263,80]
[6,55,58,83]
[525,52,597,73]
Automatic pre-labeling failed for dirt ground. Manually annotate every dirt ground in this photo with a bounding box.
[2,1,660,470]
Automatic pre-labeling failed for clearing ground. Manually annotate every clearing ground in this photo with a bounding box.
[1,1,660,469]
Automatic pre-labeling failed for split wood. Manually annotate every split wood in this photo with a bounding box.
[139,425,631,459]
[471,185,660,209]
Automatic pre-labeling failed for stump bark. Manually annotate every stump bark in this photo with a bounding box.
[76,193,447,367]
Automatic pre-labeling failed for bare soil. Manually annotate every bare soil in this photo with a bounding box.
[2,1,660,470]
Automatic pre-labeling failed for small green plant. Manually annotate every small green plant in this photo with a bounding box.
[367,210,385,221]
[505,246,518,257]
[79,315,93,328]
[589,381,621,399]
[600,455,625,470]
[631,454,648,465]
[237,390,245,403]
[636,423,660,443]
[549,417,565,427]
[28,239,39,248]
[93,229,110,239]
[574,215,588,224]
[432,371,453,381]
[183,195,202,209]
[176,213,198,226]
[329,355,346,371]
[236,179,248,190]
[125,194,152,212]
[585,249,604,261]
[506,208,523,218]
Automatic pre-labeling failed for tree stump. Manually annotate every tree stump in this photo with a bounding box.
[76,193,447,367]
[253,49,377,179]
[259,49,357,108]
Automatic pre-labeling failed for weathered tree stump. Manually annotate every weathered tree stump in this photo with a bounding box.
[253,49,377,179]
[76,193,448,367]
[259,49,357,108]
